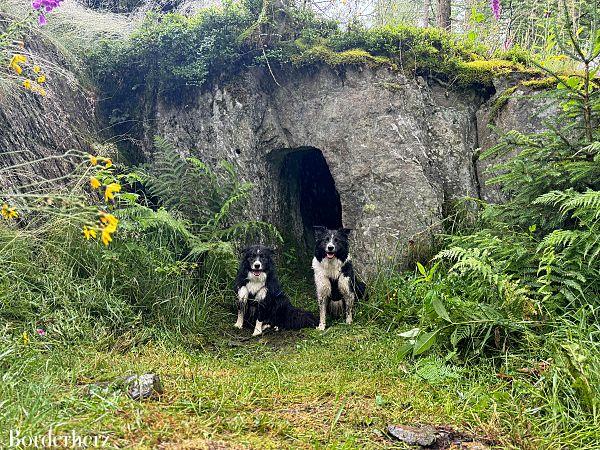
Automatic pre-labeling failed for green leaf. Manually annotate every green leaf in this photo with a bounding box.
[566,76,580,89]
[529,224,537,233]
[413,330,438,356]
[416,261,426,276]
[432,296,451,322]
[397,342,414,359]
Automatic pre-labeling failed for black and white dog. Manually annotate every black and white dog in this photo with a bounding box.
[234,245,318,336]
[312,227,366,330]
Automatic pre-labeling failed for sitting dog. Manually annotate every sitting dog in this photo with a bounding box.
[234,245,318,336]
[312,227,366,330]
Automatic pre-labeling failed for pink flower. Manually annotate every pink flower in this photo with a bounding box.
[31,0,63,25]
[491,0,501,20]
[36,328,46,336]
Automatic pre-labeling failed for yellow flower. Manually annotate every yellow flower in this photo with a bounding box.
[99,212,118,246]
[89,155,98,166]
[82,226,97,240]
[90,177,101,189]
[104,183,121,201]
[104,158,113,169]
[99,212,119,230]
[9,54,26,75]
[23,79,32,90]
[101,228,113,246]
[1,203,18,219]
[22,331,29,345]
[33,65,41,73]
[37,87,46,97]
[37,74,46,84]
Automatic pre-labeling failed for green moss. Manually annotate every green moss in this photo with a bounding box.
[488,85,519,121]
[89,2,547,122]
[455,59,527,84]
[521,76,561,89]
[291,45,395,69]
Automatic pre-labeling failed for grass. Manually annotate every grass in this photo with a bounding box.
[3,290,599,449]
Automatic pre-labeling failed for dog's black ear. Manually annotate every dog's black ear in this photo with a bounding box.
[313,225,327,237]
[340,228,352,237]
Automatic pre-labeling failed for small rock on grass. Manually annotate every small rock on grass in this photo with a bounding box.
[387,424,491,449]
[387,424,437,446]
[126,373,164,400]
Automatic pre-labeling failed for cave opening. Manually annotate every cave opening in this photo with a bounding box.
[276,147,343,256]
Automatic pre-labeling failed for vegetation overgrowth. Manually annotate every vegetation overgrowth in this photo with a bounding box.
[89,1,538,98]
[1,0,600,448]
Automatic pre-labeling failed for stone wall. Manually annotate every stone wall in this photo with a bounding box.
[149,66,487,270]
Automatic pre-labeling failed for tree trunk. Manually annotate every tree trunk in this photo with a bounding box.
[436,0,451,30]
[421,0,431,27]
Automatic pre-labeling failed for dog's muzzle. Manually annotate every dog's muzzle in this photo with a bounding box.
[326,244,335,259]
[252,261,263,276]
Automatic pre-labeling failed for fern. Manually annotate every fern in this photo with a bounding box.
[137,136,282,268]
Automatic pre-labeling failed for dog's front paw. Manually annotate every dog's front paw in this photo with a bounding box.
[346,316,353,325]
[234,321,243,329]
[252,328,262,336]
[316,323,326,331]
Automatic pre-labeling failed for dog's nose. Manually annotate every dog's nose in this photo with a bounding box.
[253,262,261,269]
[326,244,335,252]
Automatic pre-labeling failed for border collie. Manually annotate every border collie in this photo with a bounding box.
[234,245,318,336]
[312,227,366,330]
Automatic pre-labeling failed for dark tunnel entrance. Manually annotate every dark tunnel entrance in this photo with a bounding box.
[276,147,343,255]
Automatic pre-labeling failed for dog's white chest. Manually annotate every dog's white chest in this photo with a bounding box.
[312,256,343,280]
[246,272,267,296]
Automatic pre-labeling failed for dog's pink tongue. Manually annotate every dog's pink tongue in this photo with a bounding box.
[326,254,335,259]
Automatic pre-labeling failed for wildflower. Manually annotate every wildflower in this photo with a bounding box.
[99,212,118,230]
[33,65,41,73]
[490,0,501,20]
[99,212,118,246]
[37,74,46,84]
[37,86,47,97]
[23,331,29,345]
[104,183,121,201]
[82,226,97,240]
[9,54,27,75]
[89,155,98,166]
[36,328,46,336]
[90,176,101,189]
[1,204,18,219]
[104,158,113,169]
[101,228,113,246]
[32,0,64,26]
[23,79,32,90]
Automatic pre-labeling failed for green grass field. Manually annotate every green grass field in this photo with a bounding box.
[4,303,595,450]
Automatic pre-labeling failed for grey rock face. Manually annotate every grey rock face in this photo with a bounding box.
[150,66,486,272]
[476,84,556,203]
